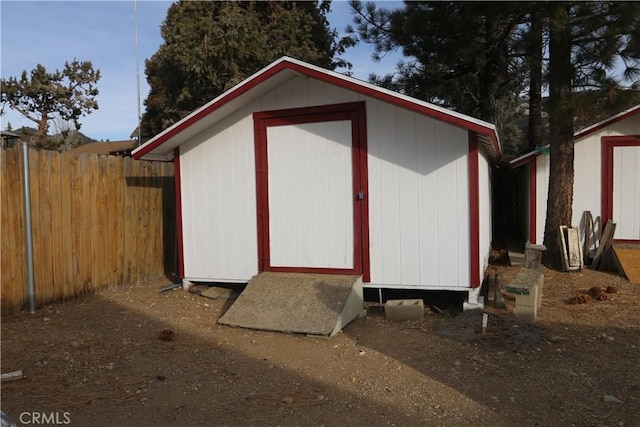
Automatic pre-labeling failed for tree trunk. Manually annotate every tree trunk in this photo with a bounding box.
[527,11,543,151]
[542,2,574,269]
[479,15,508,136]
[36,114,49,145]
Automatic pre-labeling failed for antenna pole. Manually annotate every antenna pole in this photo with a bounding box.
[134,0,142,144]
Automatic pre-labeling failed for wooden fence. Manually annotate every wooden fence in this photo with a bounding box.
[1,147,176,317]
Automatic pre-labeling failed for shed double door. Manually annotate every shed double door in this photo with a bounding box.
[254,102,369,278]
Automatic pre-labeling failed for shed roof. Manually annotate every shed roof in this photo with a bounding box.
[573,103,640,140]
[510,103,640,169]
[133,56,501,162]
[71,140,138,156]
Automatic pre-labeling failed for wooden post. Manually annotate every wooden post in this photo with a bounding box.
[592,220,616,271]
[524,242,546,269]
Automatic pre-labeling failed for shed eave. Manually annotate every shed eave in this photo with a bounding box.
[133,56,502,161]
[510,104,640,170]
[133,59,300,160]
[574,104,640,140]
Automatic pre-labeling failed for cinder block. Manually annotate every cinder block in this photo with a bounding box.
[513,289,538,324]
[384,299,424,321]
[506,268,544,324]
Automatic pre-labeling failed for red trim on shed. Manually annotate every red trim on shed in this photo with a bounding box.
[601,135,640,243]
[575,105,640,140]
[468,132,480,288]
[355,102,371,283]
[253,101,371,281]
[173,147,185,278]
[529,156,537,244]
[134,58,499,161]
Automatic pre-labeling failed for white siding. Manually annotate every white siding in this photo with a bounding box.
[573,133,602,238]
[180,113,258,282]
[180,77,364,282]
[180,74,484,288]
[534,141,600,246]
[532,112,640,245]
[367,99,471,289]
[535,154,550,245]
[478,151,492,285]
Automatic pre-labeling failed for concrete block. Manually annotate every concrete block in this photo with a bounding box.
[506,268,544,324]
[513,288,538,324]
[182,279,194,291]
[384,299,424,321]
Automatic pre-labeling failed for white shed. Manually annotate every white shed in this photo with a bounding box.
[133,57,500,305]
[511,104,640,246]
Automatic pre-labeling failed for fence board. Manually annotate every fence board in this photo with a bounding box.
[80,155,97,293]
[111,156,124,286]
[40,151,55,303]
[1,149,15,316]
[70,154,83,297]
[96,156,109,288]
[29,149,44,306]
[7,148,26,314]
[122,157,133,285]
[0,147,175,317]
[50,151,64,301]
[135,161,148,282]
[60,153,74,300]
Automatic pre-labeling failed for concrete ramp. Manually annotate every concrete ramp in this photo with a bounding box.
[218,272,363,337]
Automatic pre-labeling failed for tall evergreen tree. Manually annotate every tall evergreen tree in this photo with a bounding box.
[348,1,640,268]
[348,1,529,147]
[517,3,546,151]
[543,2,575,269]
[542,1,640,268]
[141,1,350,138]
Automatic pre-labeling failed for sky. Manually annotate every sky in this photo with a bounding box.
[0,1,403,141]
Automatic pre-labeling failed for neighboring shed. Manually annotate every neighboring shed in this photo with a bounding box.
[71,140,139,156]
[511,105,640,246]
[133,56,501,306]
[1,130,21,149]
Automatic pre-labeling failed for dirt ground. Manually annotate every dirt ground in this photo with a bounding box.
[2,265,639,426]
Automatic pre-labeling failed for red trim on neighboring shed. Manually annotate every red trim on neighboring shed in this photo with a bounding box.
[601,135,640,243]
[173,147,185,278]
[468,132,480,288]
[134,58,499,161]
[253,102,371,281]
[575,105,640,140]
[509,150,543,169]
[529,156,537,244]
[615,239,640,244]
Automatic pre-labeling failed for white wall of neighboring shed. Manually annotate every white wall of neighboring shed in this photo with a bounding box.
[179,74,485,289]
[534,154,550,245]
[478,151,493,285]
[532,112,640,245]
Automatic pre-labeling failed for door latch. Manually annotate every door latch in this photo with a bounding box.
[357,191,365,200]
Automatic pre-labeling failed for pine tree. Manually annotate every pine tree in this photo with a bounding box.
[141,1,350,139]
[543,2,575,269]
[347,1,529,146]
[542,1,640,268]
[0,60,100,145]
